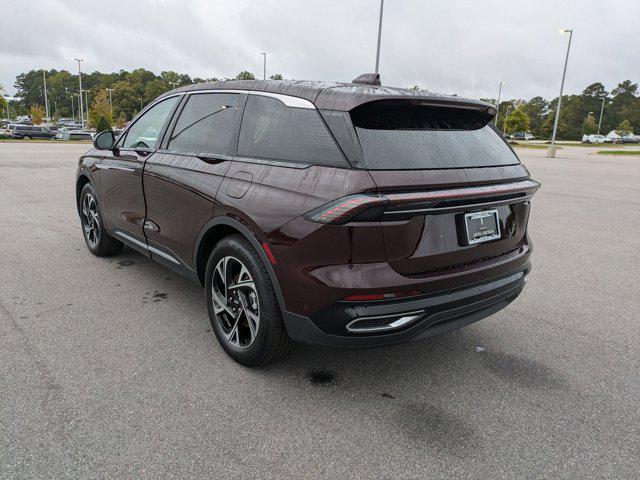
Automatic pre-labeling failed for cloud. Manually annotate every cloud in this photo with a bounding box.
[1,0,638,100]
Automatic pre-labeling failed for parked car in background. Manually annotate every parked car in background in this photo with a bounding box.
[76,75,539,366]
[55,130,94,141]
[514,132,535,140]
[582,134,612,144]
[10,125,55,139]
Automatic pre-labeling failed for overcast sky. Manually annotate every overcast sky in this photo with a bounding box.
[1,0,638,100]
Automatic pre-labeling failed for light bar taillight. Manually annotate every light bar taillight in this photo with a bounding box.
[305,194,386,224]
[305,180,540,225]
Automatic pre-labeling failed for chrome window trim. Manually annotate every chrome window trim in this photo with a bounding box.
[247,91,315,109]
[180,89,316,109]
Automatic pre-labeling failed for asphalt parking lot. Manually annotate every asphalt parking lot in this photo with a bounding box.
[1,142,639,479]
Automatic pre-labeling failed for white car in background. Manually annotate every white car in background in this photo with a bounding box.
[582,134,612,144]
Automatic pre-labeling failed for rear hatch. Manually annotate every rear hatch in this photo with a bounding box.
[349,99,538,276]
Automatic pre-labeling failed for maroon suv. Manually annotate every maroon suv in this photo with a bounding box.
[77,74,539,366]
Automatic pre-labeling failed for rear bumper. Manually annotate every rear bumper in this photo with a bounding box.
[283,265,529,347]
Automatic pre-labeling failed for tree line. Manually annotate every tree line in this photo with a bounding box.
[3,69,282,128]
[483,80,639,138]
[3,68,639,139]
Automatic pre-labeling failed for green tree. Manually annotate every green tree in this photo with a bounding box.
[0,96,7,118]
[96,116,111,132]
[610,80,638,129]
[616,119,633,135]
[144,78,170,103]
[269,73,284,80]
[235,71,256,80]
[521,96,549,137]
[504,107,530,135]
[112,80,139,121]
[620,99,640,133]
[582,114,598,134]
[30,104,45,125]
[89,89,113,128]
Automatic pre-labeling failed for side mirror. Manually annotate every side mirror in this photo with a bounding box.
[93,130,115,151]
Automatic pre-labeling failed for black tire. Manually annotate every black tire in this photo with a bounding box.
[23,135,31,140]
[205,235,292,367]
[79,183,123,256]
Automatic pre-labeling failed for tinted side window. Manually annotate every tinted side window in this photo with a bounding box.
[122,96,180,149]
[238,95,345,166]
[167,93,240,156]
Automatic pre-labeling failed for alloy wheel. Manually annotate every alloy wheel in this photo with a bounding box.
[81,193,100,247]
[211,256,260,348]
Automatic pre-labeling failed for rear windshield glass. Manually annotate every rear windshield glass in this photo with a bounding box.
[351,101,519,170]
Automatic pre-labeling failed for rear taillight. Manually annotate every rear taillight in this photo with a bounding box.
[305,180,540,225]
[305,194,387,224]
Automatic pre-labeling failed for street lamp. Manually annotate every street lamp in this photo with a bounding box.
[82,89,90,129]
[42,70,50,122]
[374,0,384,74]
[260,52,266,80]
[70,93,75,122]
[169,81,179,90]
[495,81,506,125]
[547,29,573,158]
[73,58,85,127]
[106,88,114,118]
[597,97,606,136]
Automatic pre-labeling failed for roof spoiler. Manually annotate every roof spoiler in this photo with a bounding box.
[352,73,381,86]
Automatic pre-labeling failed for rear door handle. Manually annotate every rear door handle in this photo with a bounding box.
[197,155,231,164]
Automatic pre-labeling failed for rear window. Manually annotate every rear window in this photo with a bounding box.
[238,95,346,166]
[350,100,519,170]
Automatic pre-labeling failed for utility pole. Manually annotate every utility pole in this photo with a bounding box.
[106,88,114,119]
[82,89,89,128]
[74,58,85,128]
[71,94,75,122]
[42,70,50,122]
[503,105,511,135]
[374,0,384,74]
[597,97,605,136]
[547,29,573,158]
[495,81,505,125]
[260,52,267,80]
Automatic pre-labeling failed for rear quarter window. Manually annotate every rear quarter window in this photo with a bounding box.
[237,94,346,167]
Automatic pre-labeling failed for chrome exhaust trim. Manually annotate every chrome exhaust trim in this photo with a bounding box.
[345,310,425,334]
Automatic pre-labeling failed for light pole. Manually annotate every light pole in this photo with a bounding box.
[71,93,75,122]
[106,88,114,119]
[495,81,506,125]
[169,82,178,90]
[42,70,50,122]
[503,105,511,135]
[73,58,85,128]
[139,98,144,110]
[82,89,90,128]
[597,97,605,136]
[374,0,384,74]
[260,52,266,80]
[547,29,573,158]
